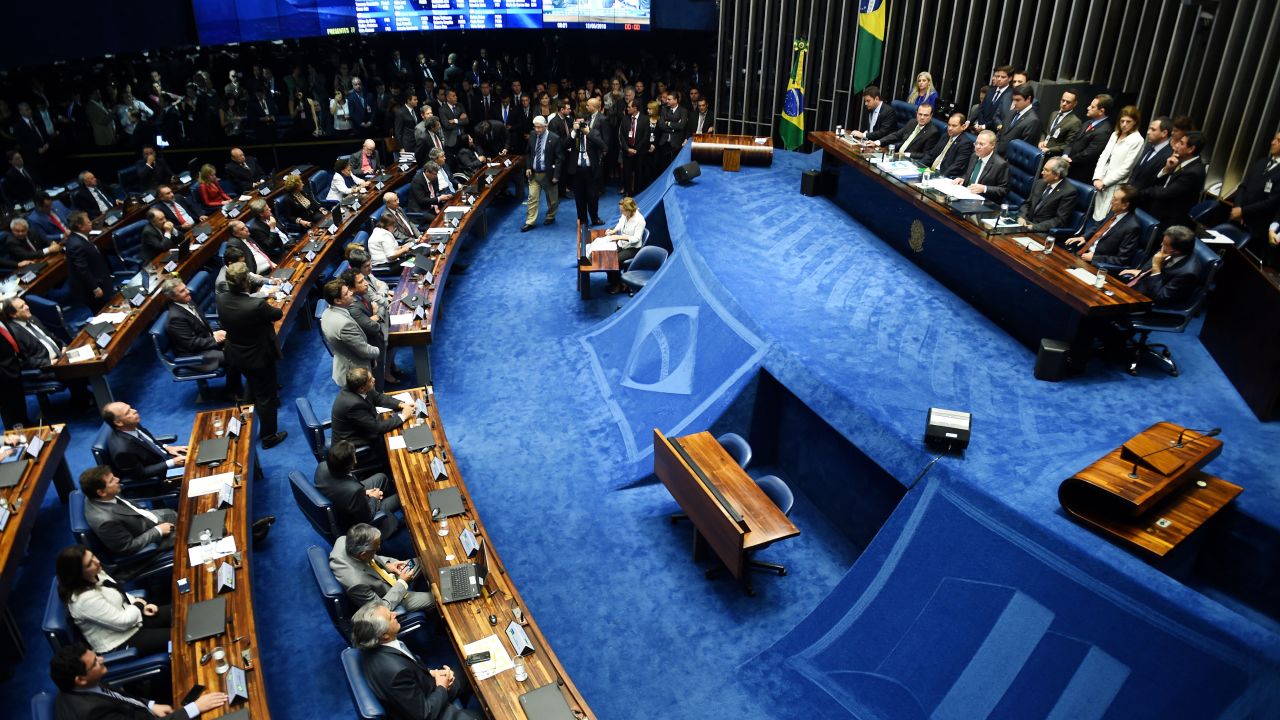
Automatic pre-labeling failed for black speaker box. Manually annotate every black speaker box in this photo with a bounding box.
[801,170,822,196]
[1035,338,1071,381]
[673,162,701,184]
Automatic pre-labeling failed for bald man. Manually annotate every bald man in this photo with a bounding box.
[351,139,383,176]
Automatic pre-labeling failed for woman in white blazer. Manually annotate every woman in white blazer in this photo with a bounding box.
[328,157,370,202]
[605,197,648,294]
[1091,105,1145,221]
[57,545,171,654]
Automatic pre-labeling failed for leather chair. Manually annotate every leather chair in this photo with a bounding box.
[31,692,54,720]
[619,228,653,270]
[291,471,343,543]
[1208,222,1250,250]
[108,220,148,272]
[1126,239,1223,376]
[69,490,174,582]
[620,246,668,296]
[890,100,915,129]
[117,166,141,194]
[310,171,334,207]
[149,310,225,401]
[314,300,334,356]
[342,646,387,720]
[717,433,753,469]
[42,578,171,688]
[1050,178,1096,237]
[307,544,424,644]
[1004,139,1044,208]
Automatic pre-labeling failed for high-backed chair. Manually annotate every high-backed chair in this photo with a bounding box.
[31,692,54,720]
[620,246,668,296]
[307,545,424,644]
[890,100,915,129]
[342,646,387,720]
[1208,222,1250,250]
[291,471,342,543]
[1050,178,1096,237]
[1004,140,1044,208]
[42,578,171,687]
[314,300,333,356]
[109,220,148,271]
[69,490,174,581]
[1126,240,1223,377]
[745,475,796,576]
[149,310,225,401]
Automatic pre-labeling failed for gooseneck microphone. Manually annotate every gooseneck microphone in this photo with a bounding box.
[1128,427,1221,479]
[1173,426,1221,449]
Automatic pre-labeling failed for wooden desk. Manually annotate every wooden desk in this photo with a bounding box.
[653,430,800,595]
[0,424,70,659]
[810,131,1151,367]
[689,133,775,170]
[388,158,523,384]
[576,224,616,300]
[384,387,593,720]
[1201,245,1280,420]
[171,407,268,718]
[49,167,317,408]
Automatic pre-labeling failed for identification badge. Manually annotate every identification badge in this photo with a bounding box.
[1266,180,1273,194]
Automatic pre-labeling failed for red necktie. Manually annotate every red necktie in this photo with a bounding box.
[50,212,68,235]
[1086,215,1119,253]
[169,201,191,225]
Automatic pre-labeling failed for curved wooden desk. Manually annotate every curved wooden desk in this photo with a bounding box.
[689,133,774,170]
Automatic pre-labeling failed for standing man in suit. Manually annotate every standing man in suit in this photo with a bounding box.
[217,263,287,448]
[1067,184,1144,267]
[224,147,268,191]
[923,113,975,178]
[321,279,380,387]
[996,85,1041,154]
[316,441,401,536]
[973,65,1014,132]
[1129,116,1174,191]
[51,643,228,720]
[691,98,715,135]
[873,104,940,159]
[521,116,562,232]
[160,278,240,396]
[438,90,468,150]
[1119,225,1204,305]
[72,171,119,218]
[1064,94,1114,181]
[349,77,374,132]
[472,120,509,160]
[330,522,436,612]
[656,91,690,168]
[5,217,61,264]
[101,401,187,485]
[138,209,179,265]
[849,85,897,142]
[567,98,608,227]
[953,131,1009,202]
[1017,157,1078,231]
[353,603,479,720]
[1228,131,1280,248]
[154,185,204,232]
[81,466,178,555]
[1141,131,1208,229]
[63,211,115,312]
[619,101,650,198]
[331,367,414,475]
[1039,90,1083,156]
[4,151,39,203]
[394,95,419,156]
[351,138,384,176]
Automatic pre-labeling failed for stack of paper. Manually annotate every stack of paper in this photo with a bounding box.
[187,535,237,566]
[462,634,515,680]
[1066,267,1102,286]
[91,312,129,325]
[188,472,235,498]
[1012,236,1045,252]
[916,180,984,201]
[586,239,618,255]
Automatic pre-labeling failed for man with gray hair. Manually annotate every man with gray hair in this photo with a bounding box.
[381,191,420,241]
[952,129,1009,202]
[330,524,434,612]
[216,261,287,448]
[427,148,456,197]
[161,277,240,397]
[140,207,179,264]
[1017,156,1078,232]
[352,602,478,719]
[521,115,562,232]
[4,216,61,268]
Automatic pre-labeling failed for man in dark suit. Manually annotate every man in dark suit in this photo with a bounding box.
[522,116,563,232]
[28,193,70,240]
[849,85,897,142]
[245,199,292,261]
[973,65,1014,132]
[394,95,419,155]
[1017,157,1077,232]
[72,171,118,217]
[5,216,61,264]
[353,603,480,720]
[1228,131,1280,247]
[474,81,500,122]
[134,146,175,190]
[1064,94,1114,181]
[81,465,178,554]
[51,642,228,720]
[139,209,179,265]
[154,184,204,232]
[1119,225,1203,306]
[63,211,114,312]
[0,312,28,428]
[316,440,401,536]
[656,91,691,167]
[349,76,375,131]
[996,85,1041,154]
[1066,184,1145,268]
[351,138,384,176]
[331,367,414,475]
[1129,116,1174,191]
[566,98,609,226]
[1140,131,1208,229]
[247,87,277,141]
[923,113,976,178]
[224,147,268,191]
[438,90,468,150]
[472,120,509,159]
[160,277,240,395]
[691,97,715,135]
[1,296,94,408]
[101,400,187,485]
[408,162,444,219]
[954,131,1010,202]
[1038,90,1083,156]
[225,220,277,275]
[217,262,287,448]
[3,150,39,203]
[874,103,940,159]
[618,101,650,197]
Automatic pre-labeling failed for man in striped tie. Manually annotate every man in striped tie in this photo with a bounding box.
[51,642,228,719]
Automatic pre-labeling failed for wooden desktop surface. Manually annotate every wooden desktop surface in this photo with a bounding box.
[171,407,269,719]
[0,425,70,611]
[388,157,523,348]
[689,133,775,167]
[384,387,593,720]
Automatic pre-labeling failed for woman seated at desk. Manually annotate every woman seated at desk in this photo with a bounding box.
[57,545,172,655]
[328,158,370,203]
[367,213,413,266]
[606,196,647,294]
[197,164,231,209]
[279,173,327,230]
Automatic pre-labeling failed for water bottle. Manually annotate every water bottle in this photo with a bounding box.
[835,125,844,138]
[200,528,216,572]
[888,144,897,161]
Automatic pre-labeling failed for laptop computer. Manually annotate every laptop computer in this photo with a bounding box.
[427,487,464,518]
[0,458,30,488]
[402,424,436,453]
[187,508,228,544]
[195,437,230,466]
[438,537,489,604]
[271,266,296,280]
[184,596,226,642]
[519,682,577,720]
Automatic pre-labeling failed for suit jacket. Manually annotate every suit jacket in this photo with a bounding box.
[166,302,217,355]
[1233,155,1280,233]
[154,196,200,227]
[27,208,67,239]
[407,169,442,215]
[1135,252,1204,306]
[64,232,114,303]
[9,317,63,369]
[565,118,608,179]
[331,387,405,449]
[139,223,178,265]
[73,185,115,216]
[216,290,282,369]
[860,103,898,141]
[134,157,175,190]
[996,108,1041,154]
[3,165,38,203]
[1066,118,1114,181]
[328,535,412,608]
[438,103,466,147]
[923,133,975,179]
[526,131,563,181]
[958,152,1011,202]
[1081,212,1144,267]
[1041,111,1082,153]
[279,190,324,228]
[5,225,54,261]
[225,236,271,275]
[247,217,288,260]
[348,89,374,127]
[107,425,172,484]
[393,105,417,153]
[975,86,1014,129]
[315,463,383,532]
[879,121,941,158]
[618,113,651,157]
[475,123,509,158]
[56,687,196,720]
[84,497,176,556]
[321,305,379,386]
[1129,142,1174,191]
[361,645,459,720]
[349,149,383,176]
[657,104,691,147]
[1142,156,1207,227]
[1019,178,1078,231]
[223,156,267,191]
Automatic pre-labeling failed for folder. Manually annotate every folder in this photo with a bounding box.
[196,437,230,466]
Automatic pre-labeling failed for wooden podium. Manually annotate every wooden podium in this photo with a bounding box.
[1058,422,1242,558]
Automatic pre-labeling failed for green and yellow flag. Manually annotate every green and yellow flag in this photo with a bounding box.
[853,0,887,92]
[780,39,808,150]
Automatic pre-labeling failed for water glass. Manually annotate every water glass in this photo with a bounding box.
[1043,236,1056,255]
[513,658,528,682]
[213,417,224,438]
[437,519,449,537]
[212,647,230,675]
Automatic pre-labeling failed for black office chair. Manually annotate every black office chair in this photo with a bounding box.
[1126,240,1223,376]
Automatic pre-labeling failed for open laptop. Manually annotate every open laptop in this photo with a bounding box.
[438,537,490,604]
[0,458,30,489]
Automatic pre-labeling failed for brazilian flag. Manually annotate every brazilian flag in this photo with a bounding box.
[853,0,887,92]
[780,39,808,151]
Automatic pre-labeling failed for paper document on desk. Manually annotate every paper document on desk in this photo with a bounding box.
[916,179,985,201]
[387,435,407,451]
[188,472,235,498]
[391,392,414,405]
[91,312,129,325]
[586,239,618,254]
[187,535,237,566]
[65,346,95,363]
[982,217,1021,229]
[462,634,514,680]
[1012,236,1045,252]
[1202,229,1235,245]
[390,313,413,326]
[1066,267,1103,286]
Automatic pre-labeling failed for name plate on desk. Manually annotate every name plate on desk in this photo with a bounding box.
[226,415,242,437]
[130,292,146,307]
[164,261,178,273]
[0,503,9,531]
[142,192,156,203]
[224,665,249,704]
[413,305,426,320]
[95,332,112,349]
[430,455,448,481]
[25,434,44,458]
[259,186,271,196]
[216,561,236,593]
[327,223,338,235]
[505,621,535,656]
[305,250,317,262]
[281,281,295,294]
[217,483,235,508]
[20,270,37,283]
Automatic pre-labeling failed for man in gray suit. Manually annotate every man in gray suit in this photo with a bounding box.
[438,90,468,149]
[80,466,177,556]
[321,278,379,387]
[329,523,435,612]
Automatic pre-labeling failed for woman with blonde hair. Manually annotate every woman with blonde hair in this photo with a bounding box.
[606,197,648,294]
[197,164,230,208]
[908,71,939,107]
[643,100,662,186]
[1090,105,1144,221]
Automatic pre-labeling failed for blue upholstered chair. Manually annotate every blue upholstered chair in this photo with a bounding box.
[620,246,668,296]
[307,545,424,644]
[1208,222,1250,250]
[1050,178,1096,237]
[108,220,148,271]
[42,578,171,687]
[1125,240,1223,377]
[744,475,796,578]
[149,310,225,401]
[716,433,753,470]
[291,471,342,543]
[890,100,915,129]
[342,646,387,720]
[1004,139,1044,208]
[69,490,174,581]
[31,692,54,720]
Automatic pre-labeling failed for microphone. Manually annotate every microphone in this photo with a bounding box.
[1128,427,1221,479]
[1173,426,1220,449]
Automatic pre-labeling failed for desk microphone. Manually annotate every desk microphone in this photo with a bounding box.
[1128,427,1220,479]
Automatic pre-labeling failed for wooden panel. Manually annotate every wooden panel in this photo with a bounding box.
[171,408,268,719]
[1201,245,1280,421]
[653,429,747,580]
[384,388,594,720]
[0,425,69,610]
[689,134,775,168]
[1066,421,1223,514]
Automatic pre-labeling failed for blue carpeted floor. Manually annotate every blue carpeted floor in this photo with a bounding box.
[6,147,1279,718]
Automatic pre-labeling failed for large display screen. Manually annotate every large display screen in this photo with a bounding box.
[194,0,649,45]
